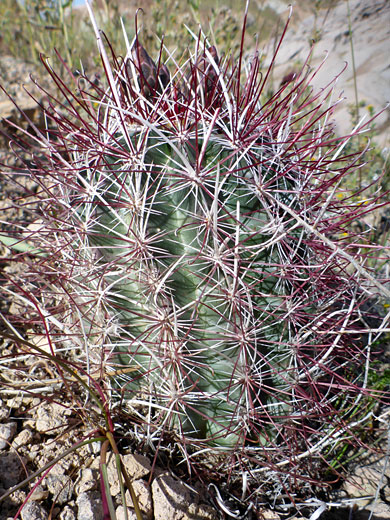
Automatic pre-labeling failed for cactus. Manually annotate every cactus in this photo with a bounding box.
[2,5,388,493]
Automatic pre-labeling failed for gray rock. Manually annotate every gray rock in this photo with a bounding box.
[152,472,190,518]
[29,484,49,501]
[115,506,139,520]
[27,444,41,462]
[0,452,25,488]
[76,491,103,520]
[0,399,9,421]
[12,428,34,449]
[36,440,78,471]
[45,474,74,504]
[59,505,77,520]
[0,422,17,450]
[20,500,47,520]
[34,402,71,433]
[6,396,25,411]
[342,433,390,519]
[123,453,152,480]
[125,479,153,519]
[75,468,99,494]
[0,489,27,519]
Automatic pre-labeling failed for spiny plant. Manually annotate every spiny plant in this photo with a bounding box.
[1,0,389,508]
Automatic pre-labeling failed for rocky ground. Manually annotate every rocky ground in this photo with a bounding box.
[264,0,390,148]
[0,397,218,519]
[1,1,390,519]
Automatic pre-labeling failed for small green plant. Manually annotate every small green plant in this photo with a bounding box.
[0,0,73,65]
[1,1,389,513]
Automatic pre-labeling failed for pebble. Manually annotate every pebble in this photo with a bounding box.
[115,506,139,520]
[29,484,49,501]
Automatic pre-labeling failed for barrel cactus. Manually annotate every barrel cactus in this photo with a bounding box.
[2,4,388,499]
